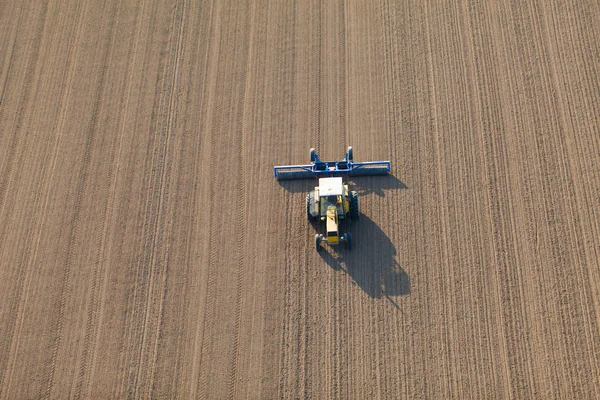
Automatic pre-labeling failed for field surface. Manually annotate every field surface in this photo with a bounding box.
[1,0,599,398]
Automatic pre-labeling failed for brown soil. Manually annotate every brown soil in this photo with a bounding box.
[1,0,599,398]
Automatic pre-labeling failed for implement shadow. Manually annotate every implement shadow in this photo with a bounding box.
[278,174,408,196]
[348,174,408,197]
[277,178,315,194]
[319,215,410,303]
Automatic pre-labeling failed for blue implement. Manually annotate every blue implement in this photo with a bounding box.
[274,147,390,180]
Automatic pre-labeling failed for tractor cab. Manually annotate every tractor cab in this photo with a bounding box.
[318,178,347,218]
[308,177,355,251]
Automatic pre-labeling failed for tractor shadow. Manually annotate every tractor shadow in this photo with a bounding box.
[318,215,410,303]
[278,174,408,196]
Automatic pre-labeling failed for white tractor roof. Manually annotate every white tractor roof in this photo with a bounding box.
[319,177,344,196]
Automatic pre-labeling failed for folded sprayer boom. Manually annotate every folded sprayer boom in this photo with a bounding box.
[273,147,390,180]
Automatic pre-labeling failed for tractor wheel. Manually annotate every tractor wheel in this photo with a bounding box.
[350,191,359,220]
[310,148,316,162]
[347,146,353,161]
[306,192,317,221]
[346,232,352,251]
[315,234,322,251]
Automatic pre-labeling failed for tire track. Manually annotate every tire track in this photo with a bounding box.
[153,2,203,388]
[227,1,252,398]
[130,1,186,397]
[43,1,120,397]
[147,0,209,394]
[339,0,348,150]
[118,2,183,395]
[114,4,169,396]
[315,0,322,153]
[73,1,145,398]
[186,0,217,395]
[84,0,147,394]
[380,1,405,395]
[333,3,347,394]
[146,0,187,395]
[276,3,298,396]
[197,2,229,395]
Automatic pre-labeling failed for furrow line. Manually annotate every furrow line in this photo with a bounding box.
[0,2,24,128]
[515,5,579,392]
[0,5,19,107]
[535,2,600,393]
[0,2,48,293]
[493,3,539,394]
[315,0,322,153]
[389,1,407,394]
[378,2,394,398]
[127,1,187,396]
[459,2,500,395]
[74,0,141,396]
[0,1,48,221]
[43,2,120,397]
[339,0,347,149]
[336,2,348,392]
[561,3,600,240]
[126,9,180,396]
[145,0,188,397]
[465,2,511,396]
[0,1,84,397]
[276,182,292,399]
[302,218,311,400]
[545,1,600,270]
[424,2,455,397]
[82,0,146,396]
[115,3,168,396]
[276,3,300,396]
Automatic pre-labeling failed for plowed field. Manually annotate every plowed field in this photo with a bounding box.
[1,0,599,398]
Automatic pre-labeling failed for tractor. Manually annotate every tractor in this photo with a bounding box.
[307,176,358,251]
[274,146,390,251]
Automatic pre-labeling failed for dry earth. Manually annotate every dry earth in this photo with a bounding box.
[0,0,599,398]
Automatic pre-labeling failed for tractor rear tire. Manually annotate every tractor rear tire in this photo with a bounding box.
[306,192,317,222]
[315,234,322,251]
[347,146,353,161]
[346,232,352,251]
[310,148,316,162]
[350,191,359,220]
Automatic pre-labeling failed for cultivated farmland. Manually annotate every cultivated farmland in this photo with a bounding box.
[0,0,599,398]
